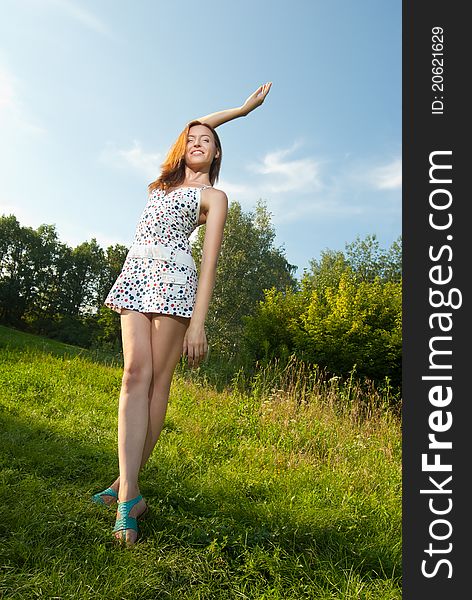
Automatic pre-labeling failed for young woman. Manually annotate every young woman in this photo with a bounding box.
[92,83,272,545]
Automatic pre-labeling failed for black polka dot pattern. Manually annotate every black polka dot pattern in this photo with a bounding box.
[104,186,210,318]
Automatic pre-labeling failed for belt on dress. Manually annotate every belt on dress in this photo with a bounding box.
[127,242,196,269]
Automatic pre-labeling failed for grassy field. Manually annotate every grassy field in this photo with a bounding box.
[0,324,401,599]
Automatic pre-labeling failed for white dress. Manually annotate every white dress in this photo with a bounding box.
[104,185,211,318]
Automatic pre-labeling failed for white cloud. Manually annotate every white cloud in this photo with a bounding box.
[214,179,251,200]
[99,141,162,180]
[218,143,355,223]
[220,145,402,225]
[367,158,402,190]
[98,139,400,227]
[248,142,324,194]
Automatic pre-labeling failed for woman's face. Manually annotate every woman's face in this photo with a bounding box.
[185,125,219,167]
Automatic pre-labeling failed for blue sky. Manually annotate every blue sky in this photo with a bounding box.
[0,0,401,278]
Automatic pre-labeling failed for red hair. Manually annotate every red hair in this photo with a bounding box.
[148,121,222,193]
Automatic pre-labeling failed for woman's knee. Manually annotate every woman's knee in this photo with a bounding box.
[121,362,153,391]
[119,310,154,391]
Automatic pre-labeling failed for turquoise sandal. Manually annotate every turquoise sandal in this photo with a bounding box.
[92,486,118,506]
[112,495,147,544]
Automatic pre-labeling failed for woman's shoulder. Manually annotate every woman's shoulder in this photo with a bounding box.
[200,187,228,218]
[205,186,228,202]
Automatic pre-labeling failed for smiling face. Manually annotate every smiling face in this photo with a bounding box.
[185,124,219,167]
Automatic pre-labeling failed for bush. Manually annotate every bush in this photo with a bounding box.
[242,271,402,388]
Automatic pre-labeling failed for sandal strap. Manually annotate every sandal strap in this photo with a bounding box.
[112,495,143,535]
[113,515,138,534]
[117,494,143,512]
[92,486,118,505]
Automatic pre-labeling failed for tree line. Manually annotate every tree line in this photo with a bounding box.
[1,204,401,391]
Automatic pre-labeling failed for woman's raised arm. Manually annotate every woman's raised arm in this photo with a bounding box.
[190,82,272,129]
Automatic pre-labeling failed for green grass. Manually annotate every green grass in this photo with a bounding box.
[0,324,401,599]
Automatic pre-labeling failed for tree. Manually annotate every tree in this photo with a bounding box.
[0,214,23,322]
[294,271,402,385]
[0,214,129,347]
[242,234,403,387]
[300,249,349,296]
[91,244,130,352]
[0,215,43,324]
[241,286,303,364]
[191,199,297,357]
[345,234,402,283]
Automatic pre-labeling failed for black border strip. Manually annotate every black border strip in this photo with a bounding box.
[403,2,468,597]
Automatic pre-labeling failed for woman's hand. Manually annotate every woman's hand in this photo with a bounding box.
[241,82,272,116]
[182,323,208,368]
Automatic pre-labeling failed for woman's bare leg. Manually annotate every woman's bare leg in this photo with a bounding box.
[140,314,190,468]
[100,314,189,504]
[113,309,153,543]
[99,369,155,505]
[111,312,189,543]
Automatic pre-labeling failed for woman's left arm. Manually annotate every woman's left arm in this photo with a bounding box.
[191,82,272,129]
[182,189,228,367]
